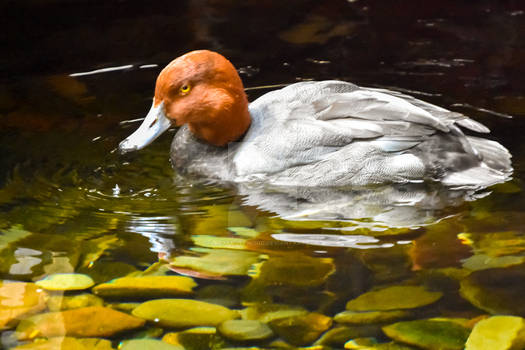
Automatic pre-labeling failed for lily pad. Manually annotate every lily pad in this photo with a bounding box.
[120,339,184,350]
[269,312,332,346]
[11,337,114,350]
[335,310,411,325]
[382,319,470,350]
[16,306,145,339]
[169,249,260,277]
[346,285,442,311]
[218,319,274,341]
[465,316,525,350]
[35,273,94,291]
[0,281,48,329]
[92,275,197,298]
[459,264,525,315]
[47,293,104,311]
[132,299,238,328]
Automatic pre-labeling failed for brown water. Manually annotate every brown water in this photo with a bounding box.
[2,0,525,349]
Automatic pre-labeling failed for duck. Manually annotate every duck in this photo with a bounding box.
[119,50,512,189]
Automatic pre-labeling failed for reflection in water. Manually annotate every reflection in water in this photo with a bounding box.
[237,182,479,228]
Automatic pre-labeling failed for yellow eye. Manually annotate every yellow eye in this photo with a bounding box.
[180,84,191,94]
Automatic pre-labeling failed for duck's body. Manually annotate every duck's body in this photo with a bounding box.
[120,51,512,190]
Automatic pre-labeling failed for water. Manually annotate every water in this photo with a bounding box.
[2,0,525,348]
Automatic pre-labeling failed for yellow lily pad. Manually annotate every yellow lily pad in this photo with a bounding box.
[465,316,525,350]
[132,299,238,328]
[16,306,145,339]
[92,275,197,298]
[35,273,94,291]
[346,286,442,311]
[382,319,470,350]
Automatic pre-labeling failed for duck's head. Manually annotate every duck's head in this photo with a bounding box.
[119,50,250,153]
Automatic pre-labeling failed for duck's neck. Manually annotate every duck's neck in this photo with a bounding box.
[188,88,251,147]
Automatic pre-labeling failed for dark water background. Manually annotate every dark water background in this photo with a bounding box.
[2,0,525,348]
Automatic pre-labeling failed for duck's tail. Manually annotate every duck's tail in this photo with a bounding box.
[442,136,513,189]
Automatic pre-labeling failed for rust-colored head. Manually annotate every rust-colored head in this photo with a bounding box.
[156,50,250,145]
[119,50,251,153]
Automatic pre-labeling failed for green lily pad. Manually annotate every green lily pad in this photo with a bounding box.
[119,339,184,350]
[465,316,525,350]
[16,306,145,339]
[47,293,104,311]
[35,273,94,291]
[11,337,114,350]
[132,299,238,328]
[218,319,274,341]
[269,312,332,346]
[346,285,442,311]
[92,275,197,298]
[335,310,411,325]
[169,249,260,277]
[0,281,48,329]
[459,264,525,315]
[382,319,470,350]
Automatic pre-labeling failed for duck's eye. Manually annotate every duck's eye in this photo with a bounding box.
[180,84,191,94]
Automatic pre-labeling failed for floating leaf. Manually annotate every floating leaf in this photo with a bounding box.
[346,286,442,311]
[132,299,238,328]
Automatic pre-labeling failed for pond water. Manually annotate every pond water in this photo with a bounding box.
[2,0,525,349]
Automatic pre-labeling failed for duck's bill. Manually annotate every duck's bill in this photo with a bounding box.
[119,102,171,153]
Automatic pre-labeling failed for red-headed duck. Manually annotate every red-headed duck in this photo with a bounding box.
[119,50,512,189]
